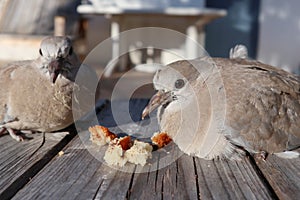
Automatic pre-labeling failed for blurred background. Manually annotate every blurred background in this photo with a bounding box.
[0,0,299,98]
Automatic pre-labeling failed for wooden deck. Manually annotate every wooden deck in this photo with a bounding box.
[0,99,299,200]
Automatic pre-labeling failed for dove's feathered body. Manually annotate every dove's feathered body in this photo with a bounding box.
[144,56,300,159]
[0,36,81,140]
[0,62,74,131]
[217,58,300,155]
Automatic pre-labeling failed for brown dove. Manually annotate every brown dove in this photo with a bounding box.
[142,46,300,160]
[0,36,81,141]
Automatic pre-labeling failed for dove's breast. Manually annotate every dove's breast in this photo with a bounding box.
[158,78,233,159]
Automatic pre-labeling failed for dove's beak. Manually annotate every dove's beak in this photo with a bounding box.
[142,90,172,120]
[49,59,63,84]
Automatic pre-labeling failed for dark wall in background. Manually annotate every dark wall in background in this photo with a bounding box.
[205,0,260,58]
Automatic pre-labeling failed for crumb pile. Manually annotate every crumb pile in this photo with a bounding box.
[89,125,172,167]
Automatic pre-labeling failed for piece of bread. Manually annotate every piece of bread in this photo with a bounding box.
[104,136,152,167]
[89,125,117,146]
[125,140,153,166]
[151,132,172,148]
[104,137,130,166]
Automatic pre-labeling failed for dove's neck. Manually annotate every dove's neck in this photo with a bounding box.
[159,84,212,157]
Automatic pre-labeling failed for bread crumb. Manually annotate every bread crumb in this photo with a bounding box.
[58,151,64,156]
[104,137,152,167]
[104,138,128,166]
[125,140,153,166]
[89,125,117,146]
[151,132,172,148]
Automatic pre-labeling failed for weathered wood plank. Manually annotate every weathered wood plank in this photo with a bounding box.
[0,126,76,200]
[11,134,135,200]
[194,157,277,200]
[129,152,199,200]
[255,155,300,200]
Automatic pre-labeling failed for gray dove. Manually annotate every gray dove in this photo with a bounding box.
[142,46,300,160]
[0,36,81,141]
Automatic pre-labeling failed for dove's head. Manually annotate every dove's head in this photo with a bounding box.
[39,36,79,83]
[142,60,200,119]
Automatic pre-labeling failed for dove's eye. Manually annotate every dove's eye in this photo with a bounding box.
[69,47,73,55]
[175,79,185,89]
[39,49,43,56]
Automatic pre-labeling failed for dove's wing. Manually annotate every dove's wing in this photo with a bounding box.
[0,63,19,125]
[216,58,300,153]
[0,60,35,122]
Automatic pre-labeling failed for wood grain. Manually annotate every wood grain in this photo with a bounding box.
[0,126,75,200]
[255,154,300,200]
[129,153,199,200]
[10,135,134,200]
[194,156,277,200]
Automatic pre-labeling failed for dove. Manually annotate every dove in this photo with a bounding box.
[0,36,82,141]
[142,46,300,160]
